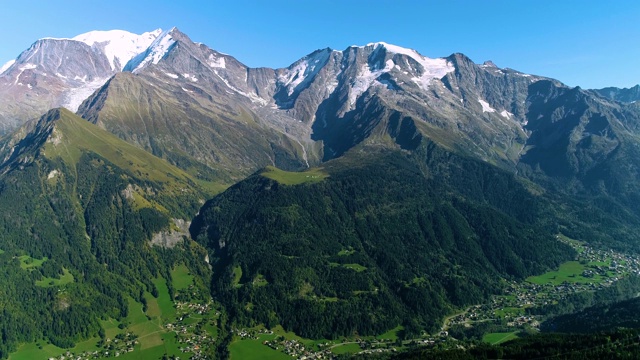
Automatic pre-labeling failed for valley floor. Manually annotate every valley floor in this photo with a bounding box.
[9,235,640,360]
[228,234,640,358]
[443,234,640,334]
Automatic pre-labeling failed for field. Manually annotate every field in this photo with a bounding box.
[338,248,355,256]
[153,276,177,319]
[232,265,243,287]
[18,255,47,270]
[376,326,403,341]
[482,331,519,345]
[9,276,191,360]
[144,290,162,318]
[495,306,525,318]
[230,337,291,360]
[230,325,337,359]
[331,343,362,354]
[261,166,328,185]
[329,262,367,272]
[100,318,123,339]
[526,260,614,285]
[171,264,194,291]
[252,274,269,287]
[343,263,367,272]
[9,338,101,360]
[36,268,74,287]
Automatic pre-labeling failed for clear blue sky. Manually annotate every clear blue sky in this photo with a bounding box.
[2,0,639,89]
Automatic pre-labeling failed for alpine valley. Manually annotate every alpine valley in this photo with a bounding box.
[1,27,640,359]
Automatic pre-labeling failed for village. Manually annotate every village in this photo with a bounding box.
[229,237,640,359]
[444,237,640,333]
[43,284,219,360]
[42,237,640,360]
[46,332,140,360]
[165,299,218,359]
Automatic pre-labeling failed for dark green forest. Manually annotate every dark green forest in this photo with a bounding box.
[191,148,575,339]
[542,293,640,333]
[390,328,640,360]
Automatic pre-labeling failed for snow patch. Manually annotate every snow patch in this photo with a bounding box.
[164,72,179,79]
[369,42,454,91]
[61,77,109,112]
[182,73,198,82]
[349,59,395,106]
[213,70,267,105]
[0,59,15,75]
[278,49,330,96]
[208,54,226,68]
[72,29,161,71]
[125,29,176,73]
[500,110,513,119]
[478,98,496,113]
[13,64,37,85]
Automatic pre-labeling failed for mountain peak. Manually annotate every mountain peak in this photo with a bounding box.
[482,60,498,68]
[37,29,162,71]
[71,28,162,45]
[123,28,178,73]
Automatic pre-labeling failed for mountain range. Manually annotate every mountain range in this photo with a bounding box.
[4,27,640,188]
[0,27,639,358]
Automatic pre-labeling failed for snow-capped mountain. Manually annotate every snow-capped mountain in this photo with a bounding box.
[2,26,640,202]
[0,29,161,130]
[71,29,162,71]
[76,27,640,206]
[123,28,177,72]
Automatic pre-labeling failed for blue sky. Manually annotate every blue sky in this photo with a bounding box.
[2,0,638,89]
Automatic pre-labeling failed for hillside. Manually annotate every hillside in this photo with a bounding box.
[0,108,215,357]
[190,147,575,339]
[542,296,640,333]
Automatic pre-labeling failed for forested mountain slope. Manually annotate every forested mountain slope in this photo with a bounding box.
[0,108,212,357]
[190,146,575,339]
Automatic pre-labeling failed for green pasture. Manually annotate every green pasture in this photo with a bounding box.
[482,331,519,345]
[261,166,328,185]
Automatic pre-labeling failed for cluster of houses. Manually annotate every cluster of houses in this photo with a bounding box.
[175,300,216,316]
[445,240,640,334]
[234,327,274,340]
[263,337,334,359]
[166,301,218,358]
[47,332,140,360]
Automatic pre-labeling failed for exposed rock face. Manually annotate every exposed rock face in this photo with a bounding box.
[593,85,640,104]
[151,219,191,248]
